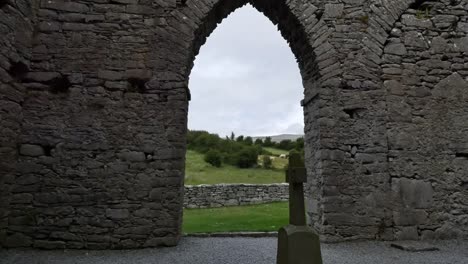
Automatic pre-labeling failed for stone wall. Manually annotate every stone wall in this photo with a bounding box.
[0,0,34,247]
[184,184,289,209]
[0,0,466,249]
[382,0,468,240]
[6,0,188,250]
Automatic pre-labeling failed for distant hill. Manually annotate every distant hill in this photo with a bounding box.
[252,134,303,143]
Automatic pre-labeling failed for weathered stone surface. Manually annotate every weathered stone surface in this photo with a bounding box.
[106,209,130,220]
[384,43,407,56]
[432,73,468,99]
[395,226,419,241]
[33,240,66,249]
[393,178,434,209]
[3,233,32,248]
[19,144,44,157]
[120,151,146,162]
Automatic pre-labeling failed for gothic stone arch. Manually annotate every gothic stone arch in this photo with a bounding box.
[0,0,467,249]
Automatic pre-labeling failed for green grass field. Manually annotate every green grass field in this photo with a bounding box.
[260,155,288,171]
[185,150,286,185]
[263,147,288,156]
[183,202,288,233]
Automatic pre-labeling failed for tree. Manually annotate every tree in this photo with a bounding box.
[236,135,244,143]
[254,138,263,145]
[204,150,222,167]
[278,139,294,150]
[295,137,304,150]
[230,132,235,141]
[264,137,273,147]
[244,136,253,145]
[194,133,220,152]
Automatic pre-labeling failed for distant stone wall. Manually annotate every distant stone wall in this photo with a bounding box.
[184,184,289,209]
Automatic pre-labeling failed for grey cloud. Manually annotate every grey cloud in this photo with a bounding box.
[189,4,304,137]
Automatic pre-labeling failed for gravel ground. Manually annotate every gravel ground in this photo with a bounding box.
[1,238,467,264]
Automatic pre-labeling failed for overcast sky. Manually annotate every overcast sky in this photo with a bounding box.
[188,4,304,137]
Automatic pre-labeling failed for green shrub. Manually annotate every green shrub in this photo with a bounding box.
[204,150,222,167]
[235,147,258,168]
[263,155,272,169]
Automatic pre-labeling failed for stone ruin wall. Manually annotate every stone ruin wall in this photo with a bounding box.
[0,0,466,249]
[0,0,34,248]
[184,184,289,209]
[3,0,190,249]
[383,1,468,240]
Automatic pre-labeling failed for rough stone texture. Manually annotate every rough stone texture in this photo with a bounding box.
[184,184,289,208]
[0,0,466,249]
[381,0,468,242]
[0,0,34,248]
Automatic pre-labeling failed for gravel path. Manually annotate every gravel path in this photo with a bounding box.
[1,238,467,264]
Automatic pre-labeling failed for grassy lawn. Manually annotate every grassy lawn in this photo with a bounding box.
[185,150,285,185]
[260,155,288,171]
[183,202,288,233]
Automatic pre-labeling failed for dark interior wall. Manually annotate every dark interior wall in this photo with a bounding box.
[0,0,34,247]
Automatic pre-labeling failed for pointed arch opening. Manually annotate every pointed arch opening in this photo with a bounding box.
[181,0,327,235]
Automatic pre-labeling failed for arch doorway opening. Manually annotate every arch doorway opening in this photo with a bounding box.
[181,2,320,235]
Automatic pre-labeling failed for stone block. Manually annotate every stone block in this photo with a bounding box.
[395,226,419,240]
[34,240,66,249]
[324,4,344,18]
[401,14,432,28]
[98,70,124,81]
[50,231,81,241]
[41,1,89,13]
[393,209,428,226]
[3,233,32,248]
[19,144,44,157]
[120,151,146,162]
[392,178,433,209]
[149,188,163,201]
[106,209,130,220]
[433,73,468,99]
[433,223,462,239]
[384,43,407,56]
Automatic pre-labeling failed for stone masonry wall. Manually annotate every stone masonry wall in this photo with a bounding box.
[184,184,289,209]
[6,0,188,249]
[382,0,468,240]
[0,0,466,249]
[0,1,34,247]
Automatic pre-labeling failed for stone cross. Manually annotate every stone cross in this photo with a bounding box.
[286,153,307,226]
[277,152,323,264]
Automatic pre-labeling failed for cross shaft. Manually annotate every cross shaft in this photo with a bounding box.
[286,152,307,226]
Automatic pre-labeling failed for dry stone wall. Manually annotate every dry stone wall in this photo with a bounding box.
[0,0,466,249]
[184,184,289,209]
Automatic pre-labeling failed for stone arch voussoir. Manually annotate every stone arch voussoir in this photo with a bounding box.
[181,0,340,89]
